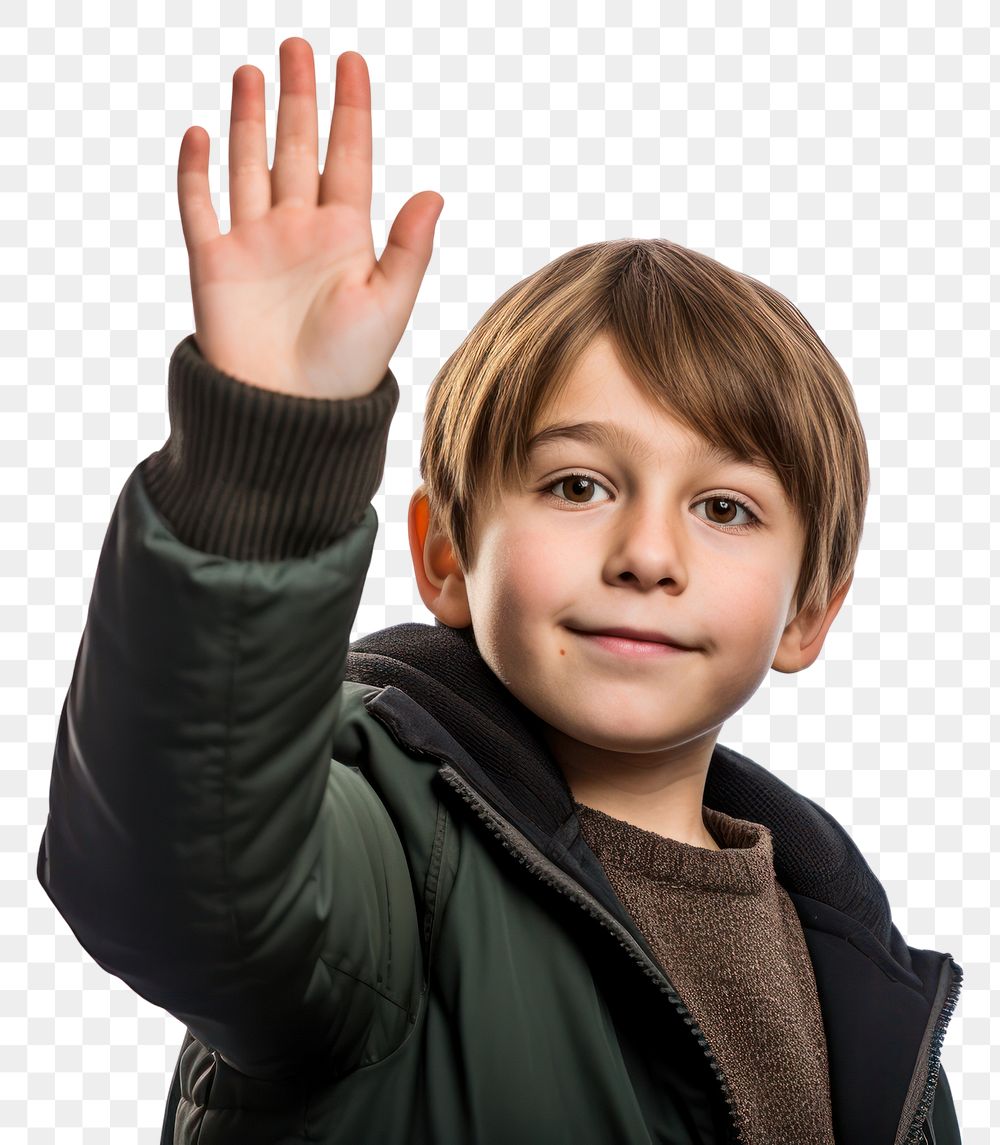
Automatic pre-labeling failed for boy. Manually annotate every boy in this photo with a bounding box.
[36,37,961,1145]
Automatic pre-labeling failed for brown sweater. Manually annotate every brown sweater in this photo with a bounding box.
[575,801,837,1145]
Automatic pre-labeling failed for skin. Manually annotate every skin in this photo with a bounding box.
[409,334,852,851]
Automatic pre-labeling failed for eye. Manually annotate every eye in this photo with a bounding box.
[692,495,761,534]
[542,473,612,505]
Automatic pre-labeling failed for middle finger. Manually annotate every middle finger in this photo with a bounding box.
[271,38,320,207]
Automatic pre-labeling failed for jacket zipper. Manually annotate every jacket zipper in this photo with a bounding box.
[897,956,963,1145]
[437,765,746,1145]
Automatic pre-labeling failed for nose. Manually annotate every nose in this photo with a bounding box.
[605,500,688,591]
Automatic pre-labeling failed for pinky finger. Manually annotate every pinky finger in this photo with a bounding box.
[177,127,221,250]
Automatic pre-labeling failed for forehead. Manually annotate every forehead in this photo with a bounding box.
[528,336,706,449]
[525,336,786,489]
[526,418,751,470]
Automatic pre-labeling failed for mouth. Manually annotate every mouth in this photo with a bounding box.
[565,627,695,659]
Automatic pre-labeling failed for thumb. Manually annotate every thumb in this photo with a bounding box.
[373,191,444,313]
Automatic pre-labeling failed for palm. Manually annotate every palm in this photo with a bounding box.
[188,200,386,397]
[177,40,442,400]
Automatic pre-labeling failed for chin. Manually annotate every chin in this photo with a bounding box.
[550,716,693,755]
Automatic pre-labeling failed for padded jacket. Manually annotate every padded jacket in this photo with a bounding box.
[36,335,963,1144]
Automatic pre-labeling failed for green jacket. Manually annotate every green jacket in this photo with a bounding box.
[37,336,962,1145]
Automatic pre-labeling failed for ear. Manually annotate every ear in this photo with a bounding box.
[771,572,854,674]
[407,489,473,628]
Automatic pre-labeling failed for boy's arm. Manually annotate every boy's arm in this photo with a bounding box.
[36,332,415,1081]
[37,38,441,1082]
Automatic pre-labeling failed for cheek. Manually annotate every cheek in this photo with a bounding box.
[714,563,796,650]
[723,572,797,664]
[475,523,569,613]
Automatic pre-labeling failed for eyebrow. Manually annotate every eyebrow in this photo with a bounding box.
[526,420,762,471]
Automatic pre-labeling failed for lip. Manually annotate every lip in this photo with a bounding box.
[567,627,695,658]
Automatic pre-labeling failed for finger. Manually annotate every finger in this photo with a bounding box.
[372,192,444,317]
[271,37,319,207]
[228,65,271,225]
[319,51,372,216]
[177,126,220,251]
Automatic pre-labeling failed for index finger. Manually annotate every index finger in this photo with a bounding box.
[318,51,373,215]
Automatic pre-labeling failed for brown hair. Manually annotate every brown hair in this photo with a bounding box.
[416,237,869,620]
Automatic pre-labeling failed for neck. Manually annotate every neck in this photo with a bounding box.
[542,726,723,850]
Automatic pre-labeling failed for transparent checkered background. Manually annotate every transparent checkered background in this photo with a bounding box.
[6,2,995,1142]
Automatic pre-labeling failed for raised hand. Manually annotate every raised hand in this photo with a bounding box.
[176,38,443,399]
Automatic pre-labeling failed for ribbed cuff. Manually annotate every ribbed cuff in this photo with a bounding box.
[140,333,401,561]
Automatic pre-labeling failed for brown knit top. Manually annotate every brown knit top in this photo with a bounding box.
[575,801,836,1145]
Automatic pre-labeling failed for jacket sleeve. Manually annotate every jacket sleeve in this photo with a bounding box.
[929,1065,962,1144]
[35,334,416,1082]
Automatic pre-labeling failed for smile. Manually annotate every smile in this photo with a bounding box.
[568,630,693,659]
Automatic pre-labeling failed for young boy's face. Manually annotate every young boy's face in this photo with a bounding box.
[411,334,848,773]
